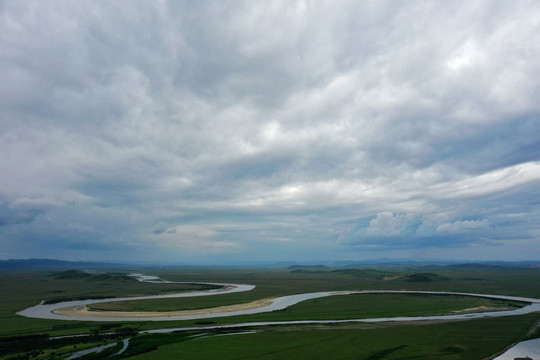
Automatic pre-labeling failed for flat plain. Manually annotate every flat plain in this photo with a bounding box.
[1,264,539,359]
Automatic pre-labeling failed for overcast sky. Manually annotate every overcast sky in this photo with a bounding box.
[1,1,539,264]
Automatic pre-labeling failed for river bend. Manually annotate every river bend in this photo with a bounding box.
[17,275,540,323]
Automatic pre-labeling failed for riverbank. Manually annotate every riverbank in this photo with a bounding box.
[54,298,274,318]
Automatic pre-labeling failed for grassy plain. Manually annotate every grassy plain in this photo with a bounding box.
[0,264,539,359]
[88,293,523,320]
[122,314,539,360]
[0,269,221,337]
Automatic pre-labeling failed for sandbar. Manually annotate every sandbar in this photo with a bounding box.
[53,298,274,318]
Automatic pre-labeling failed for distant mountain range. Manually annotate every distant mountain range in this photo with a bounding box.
[0,258,538,270]
[0,258,122,269]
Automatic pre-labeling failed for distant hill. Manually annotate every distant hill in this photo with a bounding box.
[446,263,505,269]
[51,269,135,281]
[326,268,385,276]
[287,265,328,271]
[444,263,537,269]
[403,273,450,282]
[289,267,387,278]
[0,258,120,270]
[379,272,450,283]
[52,269,92,279]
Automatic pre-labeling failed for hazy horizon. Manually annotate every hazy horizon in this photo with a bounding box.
[1,1,539,264]
[3,257,540,268]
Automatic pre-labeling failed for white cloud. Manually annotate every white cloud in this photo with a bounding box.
[363,212,415,237]
[154,224,238,254]
[437,219,490,234]
[431,162,540,199]
[1,1,539,262]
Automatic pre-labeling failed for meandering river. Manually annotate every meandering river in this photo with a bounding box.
[16,273,540,323]
[18,274,540,360]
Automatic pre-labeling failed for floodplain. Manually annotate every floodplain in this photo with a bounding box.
[1,263,539,359]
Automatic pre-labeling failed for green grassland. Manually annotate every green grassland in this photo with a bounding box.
[87,265,540,319]
[2,265,539,336]
[88,293,523,321]
[0,269,222,338]
[121,314,539,360]
[3,314,539,360]
[217,293,524,322]
[0,264,539,359]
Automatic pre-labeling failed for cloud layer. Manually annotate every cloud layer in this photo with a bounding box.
[1,1,539,263]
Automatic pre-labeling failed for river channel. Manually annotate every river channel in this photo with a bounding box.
[17,273,540,323]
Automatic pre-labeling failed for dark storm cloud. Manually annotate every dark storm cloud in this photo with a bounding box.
[1,1,539,262]
[0,196,45,227]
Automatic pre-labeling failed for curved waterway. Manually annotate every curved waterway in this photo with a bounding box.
[493,338,540,359]
[17,274,540,323]
[17,273,255,321]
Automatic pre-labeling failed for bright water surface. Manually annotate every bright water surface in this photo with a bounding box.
[64,342,116,360]
[493,338,540,359]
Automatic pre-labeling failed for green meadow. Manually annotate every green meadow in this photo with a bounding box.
[88,292,523,321]
[0,264,539,359]
[124,315,539,360]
